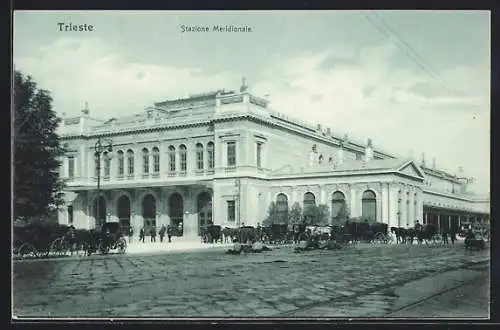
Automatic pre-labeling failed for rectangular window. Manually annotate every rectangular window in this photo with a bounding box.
[227,200,236,222]
[256,142,262,168]
[68,156,75,179]
[68,205,74,224]
[356,153,362,161]
[227,141,236,167]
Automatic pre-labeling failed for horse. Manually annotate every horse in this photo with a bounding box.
[390,227,409,244]
[416,224,438,244]
[222,227,238,243]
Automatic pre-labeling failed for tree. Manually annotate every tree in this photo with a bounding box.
[289,202,303,224]
[303,204,330,226]
[263,201,278,226]
[14,70,66,221]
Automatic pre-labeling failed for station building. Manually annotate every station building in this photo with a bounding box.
[56,86,490,240]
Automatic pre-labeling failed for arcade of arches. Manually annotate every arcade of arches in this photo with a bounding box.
[92,191,213,237]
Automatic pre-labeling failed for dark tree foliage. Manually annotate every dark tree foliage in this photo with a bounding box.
[14,70,66,221]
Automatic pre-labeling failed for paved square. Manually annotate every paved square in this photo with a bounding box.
[13,243,489,317]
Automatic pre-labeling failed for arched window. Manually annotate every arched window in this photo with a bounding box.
[179,144,187,173]
[397,190,402,227]
[303,192,316,207]
[117,150,124,178]
[318,154,324,165]
[168,145,176,173]
[103,151,110,179]
[196,143,204,170]
[303,192,316,224]
[331,191,346,223]
[152,147,160,175]
[207,142,214,170]
[276,193,289,224]
[142,148,149,175]
[361,190,377,222]
[126,149,134,177]
[328,156,333,164]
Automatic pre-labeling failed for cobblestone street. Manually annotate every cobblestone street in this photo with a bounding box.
[13,243,489,318]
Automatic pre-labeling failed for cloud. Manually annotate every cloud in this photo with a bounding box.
[14,37,239,116]
[252,43,490,193]
[14,37,490,193]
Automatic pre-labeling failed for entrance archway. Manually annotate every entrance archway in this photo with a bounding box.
[142,194,156,233]
[93,196,106,229]
[197,192,212,235]
[169,193,184,236]
[117,195,131,227]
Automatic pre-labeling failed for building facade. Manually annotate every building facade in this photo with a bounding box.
[57,88,490,240]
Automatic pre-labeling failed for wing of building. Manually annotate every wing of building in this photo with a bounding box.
[57,89,490,239]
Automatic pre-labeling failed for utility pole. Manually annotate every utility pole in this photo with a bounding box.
[94,137,113,229]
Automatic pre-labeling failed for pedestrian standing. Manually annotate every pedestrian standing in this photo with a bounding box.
[139,227,145,243]
[159,225,166,242]
[128,226,134,243]
[151,226,157,242]
[167,224,173,243]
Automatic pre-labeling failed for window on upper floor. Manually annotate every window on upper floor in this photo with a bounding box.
[67,155,75,179]
[227,141,236,167]
[196,143,204,170]
[142,148,149,174]
[256,142,262,168]
[127,150,134,176]
[103,152,111,179]
[179,144,187,172]
[152,147,160,174]
[318,154,324,165]
[207,142,214,169]
[94,153,100,178]
[227,200,236,222]
[168,145,176,172]
[117,150,124,178]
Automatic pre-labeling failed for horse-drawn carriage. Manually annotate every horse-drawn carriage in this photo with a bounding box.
[93,222,127,255]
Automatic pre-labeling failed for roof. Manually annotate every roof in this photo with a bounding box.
[270,158,425,179]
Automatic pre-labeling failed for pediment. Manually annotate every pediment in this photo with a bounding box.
[397,161,425,179]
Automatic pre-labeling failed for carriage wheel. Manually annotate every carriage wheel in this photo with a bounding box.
[18,243,38,259]
[50,238,67,257]
[373,233,386,245]
[117,238,127,254]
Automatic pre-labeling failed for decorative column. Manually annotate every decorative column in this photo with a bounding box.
[381,183,388,224]
[320,185,326,205]
[349,185,358,218]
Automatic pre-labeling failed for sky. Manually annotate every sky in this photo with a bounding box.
[13,10,490,194]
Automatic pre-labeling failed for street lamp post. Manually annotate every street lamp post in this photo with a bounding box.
[235,178,242,243]
[94,138,113,229]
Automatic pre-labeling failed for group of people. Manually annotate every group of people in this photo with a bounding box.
[128,224,177,243]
